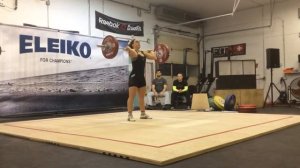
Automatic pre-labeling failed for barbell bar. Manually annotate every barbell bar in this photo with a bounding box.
[97,35,170,64]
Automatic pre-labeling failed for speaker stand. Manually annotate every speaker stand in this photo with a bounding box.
[264,67,280,107]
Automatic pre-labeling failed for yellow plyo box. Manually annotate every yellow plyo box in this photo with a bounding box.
[0,111,300,165]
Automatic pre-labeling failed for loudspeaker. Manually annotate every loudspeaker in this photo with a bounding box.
[266,48,280,68]
[298,54,300,63]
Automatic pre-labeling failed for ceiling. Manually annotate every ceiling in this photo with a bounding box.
[145,0,285,18]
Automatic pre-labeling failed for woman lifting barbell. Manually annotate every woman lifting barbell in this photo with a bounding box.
[98,35,169,121]
[125,39,157,122]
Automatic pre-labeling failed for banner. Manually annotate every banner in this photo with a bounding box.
[95,11,144,36]
[212,43,246,58]
[0,24,129,116]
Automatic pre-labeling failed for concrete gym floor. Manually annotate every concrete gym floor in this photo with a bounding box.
[0,106,300,168]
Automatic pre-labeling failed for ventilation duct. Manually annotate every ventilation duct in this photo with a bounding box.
[155,5,200,28]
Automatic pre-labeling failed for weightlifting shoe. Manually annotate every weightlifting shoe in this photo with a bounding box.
[140,113,152,119]
[127,115,136,122]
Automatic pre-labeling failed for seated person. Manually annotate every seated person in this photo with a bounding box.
[147,69,171,108]
[171,72,191,109]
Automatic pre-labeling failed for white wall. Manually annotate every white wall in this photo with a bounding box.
[0,0,47,26]
[0,0,199,49]
[203,0,300,100]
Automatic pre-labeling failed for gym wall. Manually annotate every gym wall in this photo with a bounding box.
[157,32,199,90]
[203,0,300,99]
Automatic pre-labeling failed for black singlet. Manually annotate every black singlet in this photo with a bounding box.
[128,53,146,88]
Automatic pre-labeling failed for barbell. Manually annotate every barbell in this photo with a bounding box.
[97,35,170,64]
